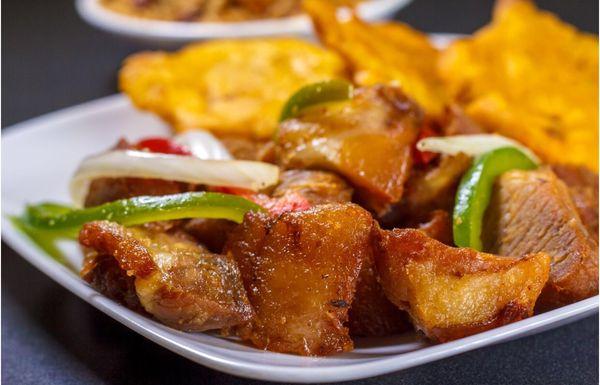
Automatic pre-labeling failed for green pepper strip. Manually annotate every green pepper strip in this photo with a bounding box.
[14,192,264,263]
[278,79,353,123]
[453,147,538,251]
[10,216,70,265]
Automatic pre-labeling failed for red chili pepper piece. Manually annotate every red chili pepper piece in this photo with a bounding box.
[413,125,438,166]
[211,186,311,216]
[135,137,191,156]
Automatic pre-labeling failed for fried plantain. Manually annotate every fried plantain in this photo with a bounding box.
[375,229,550,342]
[439,1,599,170]
[120,39,347,138]
[304,0,447,116]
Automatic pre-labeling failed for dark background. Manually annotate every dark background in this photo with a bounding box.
[2,0,598,384]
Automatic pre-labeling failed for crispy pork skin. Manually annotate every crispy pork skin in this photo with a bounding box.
[375,229,550,342]
[483,168,599,309]
[272,171,409,337]
[80,221,253,331]
[225,204,373,355]
[276,85,422,215]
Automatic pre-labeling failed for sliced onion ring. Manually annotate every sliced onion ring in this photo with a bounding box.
[416,134,541,164]
[70,150,279,207]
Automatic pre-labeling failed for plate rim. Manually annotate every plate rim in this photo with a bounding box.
[75,0,413,41]
[3,94,599,383]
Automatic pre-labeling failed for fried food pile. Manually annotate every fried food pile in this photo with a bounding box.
[70,0,599,356]
[100,0,308,22]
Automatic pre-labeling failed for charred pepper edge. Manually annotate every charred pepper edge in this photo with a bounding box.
[453,146,538,251]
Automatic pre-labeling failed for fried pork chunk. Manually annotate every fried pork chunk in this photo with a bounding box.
[348,250,411,337]
[225,204,374,355]
[552,164,599,241]
[272,171,409,337]
[483,168,599,309]
[375,229,550,342]
[272,170,353,205]
[80,221,253,331]
[277,85,422,215]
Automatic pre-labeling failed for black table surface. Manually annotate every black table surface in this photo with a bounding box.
[2,1,598,384]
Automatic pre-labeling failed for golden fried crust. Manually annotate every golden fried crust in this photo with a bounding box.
[374,229,550,342]
[119,39,347,139]
[225,204,373,355]
[277,85,422,216]
[439,1,598,170]
[483,168,599,310]
[80,221,253,332]
[81,250,146,313]
[304,0,447,116]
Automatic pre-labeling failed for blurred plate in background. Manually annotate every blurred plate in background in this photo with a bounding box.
[76,0,412,43]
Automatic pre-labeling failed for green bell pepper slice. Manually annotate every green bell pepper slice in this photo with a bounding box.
[453,147,538,250]
[14,192,264,263]
[25,192,263,233]
[278,79,353,122]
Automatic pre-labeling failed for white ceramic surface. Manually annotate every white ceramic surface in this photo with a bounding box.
[76,0,413,42]
[2,70,598,382]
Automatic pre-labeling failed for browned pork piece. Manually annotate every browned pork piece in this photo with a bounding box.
[416,209,453,245]
[80,221,253,331]
[552,164,599,241]
[272,169,353,205]
[276,85,422,216]
[225,204,374,355]
[375,229,550,342]
[84,177,197,207]
[483,168,599,310]
[348,251,411,337]
[271,171,410,337]
[399,154,471,220]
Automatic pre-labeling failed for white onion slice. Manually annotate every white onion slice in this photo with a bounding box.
[416,134,541,164]
[173,131,232,160]
[70,150,279,207]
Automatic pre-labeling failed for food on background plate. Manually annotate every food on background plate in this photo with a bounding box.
[14,0,598,357]
[120,39,347,139]
[439,0,599,170]
[101,0,361,22]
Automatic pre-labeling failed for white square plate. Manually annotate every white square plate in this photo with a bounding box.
[2,95,598,384]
